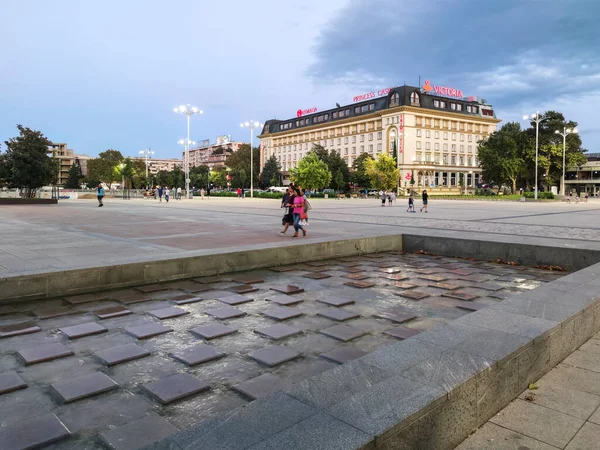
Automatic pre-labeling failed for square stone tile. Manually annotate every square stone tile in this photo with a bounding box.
[125,322,173,339]
[302,272,332,280]
[385,327,423,340]
[378,267,403,274]
[95,344,151,366]
[194,275,229,284]
[189,323,238,340]
[135,284,170,293]
[418,274,448,282]
[33,306,74,320]
[149,306,190,320]
[381,274,410,281]
[316,297,355,307]
[0,371,27,395]
[342,273,371,280]
[317,308,360,322]
[18,343,74,365]
[454,422,558,450]
[456,302,488,312]
[60,322,108,339]
[0,305,18,316]
[171,294,202,304]
[394,281,418,289]
[64,293,108,305]
[270,285,305,295]
[373,310,417,324]
[142,373,210,404]
[0,322,41,338]
[565,422,600,450]
[248,346,301,367]
[171,344,226,366]
[216,294,254,306]
[100,413,178,450]
[477,282,504,291]
[430,282,461,290]
[263,306,304,321]
[397,290,430,300]
[0,413,70,450]
[339,267,364,273]
[265,294,304,306]
[117,293,152,304]
[268,266,296,272]
[227,284,259,294]
[320,324,367,342]
[51,372,118,403]
[344,281,375,289]
[231,373,288,400]
[320,347,368,364]
[254,324,302,340]
[442,292,479,301]
[93,305,133,319]
[232,276,265,284]
[189,284,215,293]
[376,262,398,269]
[205,306,246,320]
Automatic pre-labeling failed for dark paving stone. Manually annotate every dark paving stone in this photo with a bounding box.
[95,344,151,366]
[0,322,41,338]
[167,280,207,292]
[172,294,203,305]
[376,262,399,268]
[377,267,403,274]
[18,343,74,365]
[442,292,479,301]
[317,308,360,322]
[100,414,178,450]
[343,281,375,289]
[338,267,363,273]
[381,273,410,281]
[189,323,238,340]
[302,272,331,280]
[150,306,190,320]
[384,326,424,339]
[232,276,264,284]
[320,324,367,342]
[489,290,517,300]
[189,284,215,293]
[249,346,301,367]
[64,293,108,305]
[320,347,368,364]
[0,371,27,395]
[265,294,304,306]
[477,282,504,291]
[263,306,304,321]
[459,273,494,282]
[270,285,305,295]
[60,322,108,339]
[135,284,170,293]
[0,305,18,315]
[429,282,461,290]
[373,310,417,324]
[254,324,302,340]
[93,306,133,319]
[193,276,230,284]
[205,306,246,320]
[306,261,332,267]
[397,290,430,300]
[227,285,259,294]
[216,294,253,306]
[449,269,478,276]
[51,372,118,403]
[126,322,173,339]
[231,373,288,400]
[142,373,210,404]
[342,273,371,281]
[394,281,418,289]
[417,274,448,282]
[0,413,70,450]
[456,302,488,312]
[33,306,75,319]
[316,297,355,307]
[171,344,226,366]
[268,266,296,272]
[118,293,153,304]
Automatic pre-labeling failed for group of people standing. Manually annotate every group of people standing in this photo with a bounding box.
[379,190,396,206]
[280,184,311,238]
[150,186,182,203]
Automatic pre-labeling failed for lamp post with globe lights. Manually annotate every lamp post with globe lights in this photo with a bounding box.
[139,149,154,187]
[555,127,578,196]
[178,139,195,191]
[523,112,547,200]
[174,105,203,198]
[240,120,262,198]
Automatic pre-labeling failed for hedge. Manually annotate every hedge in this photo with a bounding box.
[523,191,554,199]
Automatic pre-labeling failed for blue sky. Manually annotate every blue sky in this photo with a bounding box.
[1,0,598,159]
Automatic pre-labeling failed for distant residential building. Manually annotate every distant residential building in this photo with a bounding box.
[48,143,76,185]
[75,154,91,177]
[187,139,246,169]
[133,157,182,174]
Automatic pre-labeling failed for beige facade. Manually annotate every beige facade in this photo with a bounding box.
[48,143,75,186]
[133,158,183,174]
[187,142,245,169]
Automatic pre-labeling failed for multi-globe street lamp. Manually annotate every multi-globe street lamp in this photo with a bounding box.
[174,105,203,198]
[138,148,154,186]
[555,127,578,196]
[240,121,262,198]
[523,112,547,200]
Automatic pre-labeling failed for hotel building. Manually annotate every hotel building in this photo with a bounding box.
[258,82,501,190]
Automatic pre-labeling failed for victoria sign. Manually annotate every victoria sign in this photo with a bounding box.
[297,107,318,117]
[421,80,463,98]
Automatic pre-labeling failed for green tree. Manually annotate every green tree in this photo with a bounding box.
[260,155,281,188]
[365,153,399,191]
[3,125,58,197]
[190,165,209,189]
[350,153,373,189]
[0,151,11,187]
[155,170,171,187]
[87,149,124,184]
[334,170,345,191]
[210,167,227,188]
[225,144,260,188]
[290,152,332,190]
[130,159,148,189]
[64,163,82,189]
[170,166,184,189]
[310,144,350,189]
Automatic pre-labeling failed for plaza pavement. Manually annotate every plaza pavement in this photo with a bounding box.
[1,197,600,276]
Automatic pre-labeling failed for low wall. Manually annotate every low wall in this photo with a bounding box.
[0,198,58,205]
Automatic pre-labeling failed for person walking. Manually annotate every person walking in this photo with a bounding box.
[291,188,306,238]
[200,187,205,199]
[97,183,104,207]
[241,188,245,199]
[407,196,415,212]
[157,185,163,203]
[388,192,393,206]
[380,190,386,207]
[176,186,182,200]
[280,188,294,235]
[420,190,429,212]
[164,186,170,203]
[237,187,241,199]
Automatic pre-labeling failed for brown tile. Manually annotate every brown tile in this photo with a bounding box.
[205,306,246,320]
[397,290,430,300]
[248,346,301,367]
[93,306,133,319]
[320,347,368,364]
[231,276,264,284]
[231,373,287,400]
[477,282,505,291]
[373,310,417,324]
[255,324,303,340]
[377,267,403,274]
[227,284,259,294]
[385,326,424,340]
[266,294,304,306]
[306,261,333,267]
[270,285,305,295]
[216,294,254,305]
[60,322,107,339]
[302,272,332,280]
[442,292,479,301]
[344,281,375,289]
[0,414,70,449]
[0,371,28,395]
[135,284,170,293]
[64,293,107,305]
[189,323,238,340]
[364,253,386,259]
[95,344,151,366]
[263,306,304,321]
[317,308,360,322]
[394,281,418,289]
[171,344,226,366]
[375,262,399,269]
[0,322,41,338]
[51,372,118,403]
[459,273,494,282]
[125,322,173,339]
[171,294,203,304]
[18,343,74,365]
[118,293,153,304]
[320,324,367,342]
[380,274,409,281]
[32,305,75,320]
[189,284,216,293]
[429,282,461,290]
[316,297,355,307]
[165,280,206,292]
[418,274,448,282]
[342,273,371,280]
[142,373,210,404]
[149,306,190,320]
[338,267,363,273]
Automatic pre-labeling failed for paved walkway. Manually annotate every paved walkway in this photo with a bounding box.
[1,197,599,277]
[456,332,600,450]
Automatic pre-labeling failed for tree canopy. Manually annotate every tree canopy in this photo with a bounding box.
[311,144,350,189]
[365,153,399,191]
[350,153,373,189]
[64,163,83,189]
[224,144,260,188]
[260,155,281,188]
[291,152,332,190]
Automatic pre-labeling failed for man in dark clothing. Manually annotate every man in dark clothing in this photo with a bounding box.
[420,190,429,213]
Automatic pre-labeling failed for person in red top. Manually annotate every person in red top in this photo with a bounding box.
[237,187,241,198]
[289,188,306,238]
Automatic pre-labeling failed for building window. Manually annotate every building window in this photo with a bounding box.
[377,131,382,140]
[440,101,447,108]
[451,144,456,152]
[369,133,373,141]
[434,100,440,108]
[435,131,440,139]
[361,145,365,153]
[460,156,464,165]
[369,103,375,111]
[344,148,348,155]
[451,156,456,165]
[390,92,400,106]
[474,158,479,166]
[369,144,373,152]
[426,130,431,138]
[443,132,448,140]
[377,143,382,152]
[416,152,422,162]
[468,145,473,153]
[416,129,422,137]
[443,155,448,164]
[443,143,448,151]
[434,154,440,163]
[330,139,334,146]
[425,142,431,150]
[460,145,464,152]
[416,141,422,149]
[337,138,341,145]
[451,103,456,110]
[472,106,478,114]
[468,156,472,165]
[425,153,431,162]
[456,104,463,111]
[410,91,420,106]
[344,137,348,144]
[352,147,356,154]
[452,133,457,140]
[360,135,365,142]
[355,106,360,114]
[460,134,464,141]
[352,136,356,143]
[434,143,440,150]
[482,109,494,116]
[468,135,473,142]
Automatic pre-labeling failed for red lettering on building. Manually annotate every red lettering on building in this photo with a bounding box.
[423,80,464,98]
[352,88,391,103]
[296,107,318,117]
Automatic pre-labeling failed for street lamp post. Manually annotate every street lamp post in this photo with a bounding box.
[240,121,262,198]
[138,149,154,187]
[555,127,578,196]
[178,139,195,191]
[523,112,547,200]
[174,105,203,198]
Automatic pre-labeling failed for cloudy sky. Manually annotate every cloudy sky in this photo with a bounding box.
[1,0,598,158]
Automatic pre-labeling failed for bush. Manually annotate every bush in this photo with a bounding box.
[523,191,554,199]
[475,188,496,196]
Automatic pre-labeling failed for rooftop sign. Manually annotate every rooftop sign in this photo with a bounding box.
[352,88,391,103]
[421,80,463,99]
[297,107,317,117]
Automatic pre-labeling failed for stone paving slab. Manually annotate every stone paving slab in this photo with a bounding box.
[94,306,133,319]
[249,346,301,367]
[320,324,367,342]
[216,294,254,306]
[150,306,190,320]
[232,373,288,400]
[254,324,302,340]
[32,306,75,319]
[142,373,211,404]
[0,370,27,395]
[189,323,238,340]
[205,306,246,320]
[265,294,304,306]
[172,295,203,305]
[171,344,226,366]
[17,342,73,365]
[384,326,424,340]
[60,322,108,339]
[0,322,41,338]
[0,413,70,450]
[316,297,355,307]
[126,323,173,339]
[95,344,151,366]
[320,347,368,364]
[317,307,360,322]
[263,306,304,321]
[0,305,18,315]
[100,413,179,450]
[51,372,119,403]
